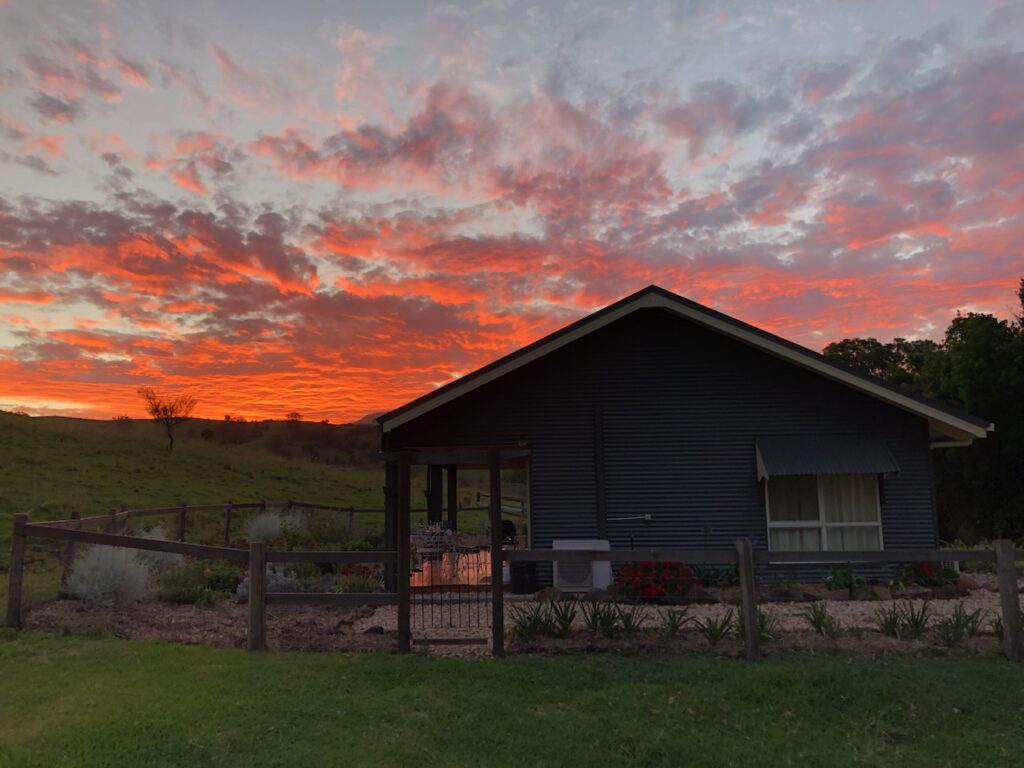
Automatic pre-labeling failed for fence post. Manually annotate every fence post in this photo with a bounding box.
[175,502,187,542]
[223,502,233,546]
[247,541,266,651]
[736,538,760,662]
[994,539,1022,662]
[5,514,28,628]
[59,511,81,595]
[489,450,505,658]
[396,451,411,653]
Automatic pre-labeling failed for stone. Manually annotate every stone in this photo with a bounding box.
[870,586,892,601]
[362,625,385,634]
[534,586,563,603]
[958,574,982,590]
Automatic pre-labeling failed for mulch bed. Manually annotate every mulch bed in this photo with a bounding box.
[25,599,397,653]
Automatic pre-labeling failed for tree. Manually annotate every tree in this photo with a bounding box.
[285,411,302,422]
[137,387,197,452]
[823,279,1024,542]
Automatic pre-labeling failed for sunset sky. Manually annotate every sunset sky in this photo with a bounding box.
[1,1,1022,422]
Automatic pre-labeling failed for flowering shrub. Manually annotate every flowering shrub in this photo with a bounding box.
[614,561,696,601]
[895,560,958,587]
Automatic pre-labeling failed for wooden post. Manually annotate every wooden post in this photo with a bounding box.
[994,539,1022,662]
[175,503,187,541]
[396,451,412,653]
[446,465,458,531]
[5,514,27,628]
[736,538,760,662]
[223,502,233,545]
[383,459,398,593]
[59,511,80,595]
[427,464,443,524]
[489,450,505,657]
[247,541,266,651]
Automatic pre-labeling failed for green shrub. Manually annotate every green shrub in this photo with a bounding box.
[693,565,739,587]
[657,607,691,638]
[245,512,282,542]
[616,604,645,636]
[547,600,578,638]
[334,573,383,593]
[510,603,554,642]
[825,563,864,593]
[66,546,152,607]
[875,600,932,639]
[582,601,621,638]
[935,605,985,648]
[803,602,843,640]
[695,611,735,647]
[158,561,241,605]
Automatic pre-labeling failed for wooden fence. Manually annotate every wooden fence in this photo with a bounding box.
[502,542,1024,662]
[4,504,398,652]
[5,503,1023,661]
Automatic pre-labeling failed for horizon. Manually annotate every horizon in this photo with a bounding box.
[1,1,1022,421]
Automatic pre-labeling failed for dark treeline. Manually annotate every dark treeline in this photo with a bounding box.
[824,279,1024,544]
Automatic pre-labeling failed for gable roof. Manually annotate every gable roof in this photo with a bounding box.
[378,285,992,442]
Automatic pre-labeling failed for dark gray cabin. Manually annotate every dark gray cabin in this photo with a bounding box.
[378,285,991,581]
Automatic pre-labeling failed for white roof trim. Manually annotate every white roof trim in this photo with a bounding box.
[380,292,991,441]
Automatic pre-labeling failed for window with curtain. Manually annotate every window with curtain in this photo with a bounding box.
[766,474,882,552]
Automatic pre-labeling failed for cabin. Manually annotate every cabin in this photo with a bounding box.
[377,285,991,586]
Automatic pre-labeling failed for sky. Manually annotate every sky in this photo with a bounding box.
[0,1,1022,422]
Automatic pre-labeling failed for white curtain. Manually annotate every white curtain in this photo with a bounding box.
[820,474,878,523]
[770,527,821,551]
[826,526,880,551]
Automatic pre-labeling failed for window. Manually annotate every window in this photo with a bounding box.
[766,474,882,552]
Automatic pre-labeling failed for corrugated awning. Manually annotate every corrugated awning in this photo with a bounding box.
[756,434,900,480]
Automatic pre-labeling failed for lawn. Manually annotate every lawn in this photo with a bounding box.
[0,632,1021,767]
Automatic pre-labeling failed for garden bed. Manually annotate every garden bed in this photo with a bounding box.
[22,578,1012,657]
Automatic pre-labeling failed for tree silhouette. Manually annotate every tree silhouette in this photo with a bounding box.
[137,387,197,452]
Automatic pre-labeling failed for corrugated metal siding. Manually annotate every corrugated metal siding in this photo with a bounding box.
[386,308,939,581]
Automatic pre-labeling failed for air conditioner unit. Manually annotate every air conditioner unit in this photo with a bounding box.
[552,539,612,592]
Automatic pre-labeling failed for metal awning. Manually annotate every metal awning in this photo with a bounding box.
[756,434,900,480]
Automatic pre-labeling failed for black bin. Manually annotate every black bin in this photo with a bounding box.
[510,561,537,594]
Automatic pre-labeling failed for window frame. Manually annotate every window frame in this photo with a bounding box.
[763,474,885,554]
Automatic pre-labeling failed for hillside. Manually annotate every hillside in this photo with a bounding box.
[0,411,385,524]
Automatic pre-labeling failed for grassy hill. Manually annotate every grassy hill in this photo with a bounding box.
[0,411,387,606]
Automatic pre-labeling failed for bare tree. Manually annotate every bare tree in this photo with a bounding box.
[137,387,197,452]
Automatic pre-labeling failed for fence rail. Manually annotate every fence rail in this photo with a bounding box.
[6,506,1023,662]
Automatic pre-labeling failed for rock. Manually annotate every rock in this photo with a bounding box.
[865,586,891,601]
[893,586,931,600]
[958,574,982,590]
[362,625,385,634]
[535,586,563,603]
[684,587,718,604]
[929,585,969,600]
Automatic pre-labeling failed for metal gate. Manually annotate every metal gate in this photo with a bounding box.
[409,528,493,634]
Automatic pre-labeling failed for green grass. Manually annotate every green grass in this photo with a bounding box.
[0,632,1021,767]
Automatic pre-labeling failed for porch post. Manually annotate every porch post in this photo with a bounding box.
[427,464,443,524]
[397,451,412,653]
[383,459,398,592]
[446,464,458,531]
[489,450,505,657]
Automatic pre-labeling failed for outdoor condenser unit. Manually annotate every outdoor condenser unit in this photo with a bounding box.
[552,539,612,592]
